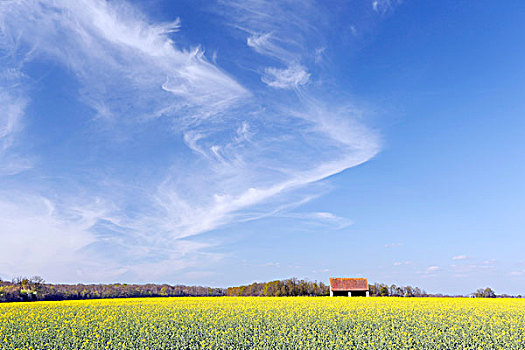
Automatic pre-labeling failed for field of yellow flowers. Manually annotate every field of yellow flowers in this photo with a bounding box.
[1,297,525,349]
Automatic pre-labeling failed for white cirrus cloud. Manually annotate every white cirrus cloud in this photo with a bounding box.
[425,265,440,273]
[452,255,468,261]
[372,0,402,14]
[0,0,381,282]
[276,211,352,230]
[0,65,32,175]
[262,64,310,89]
[225,0,319,90]
[0,90,30,175]
[0,0,248,122]
[0,194,103,282]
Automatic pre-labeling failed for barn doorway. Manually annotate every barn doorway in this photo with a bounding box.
[331,290,368,297]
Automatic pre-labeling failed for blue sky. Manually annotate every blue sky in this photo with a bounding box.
[0,0,524,295]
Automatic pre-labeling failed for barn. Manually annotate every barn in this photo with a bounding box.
[330,277,369,297]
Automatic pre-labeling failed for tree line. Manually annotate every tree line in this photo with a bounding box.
[368,283,427,297]
[226,279,429,297]
[0,276,511,302]
[226,278,330,296]
[0,276,225,302]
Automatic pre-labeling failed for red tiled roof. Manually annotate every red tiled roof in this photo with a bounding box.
[330,278,368,291]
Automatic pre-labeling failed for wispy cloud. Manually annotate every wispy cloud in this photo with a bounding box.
[0,90,30,175]
[0,193,104,281]
[448,259,498,279]
[1,0,248,121]
[0,0,251,280]
[510,269,525,277]
[224,0,322,89]
[452,255,468,261]
[246,32,296,63]
[0,92,23,152]
[277,211,352,230]
[0,63,32,175]
[135,0,380,244]
[423,265,440,275]
[262,64,310,89]
[0,0,380,282]
[372,0,402,14]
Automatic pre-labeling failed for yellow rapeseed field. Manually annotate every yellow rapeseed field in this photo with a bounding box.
[1,297,524,349]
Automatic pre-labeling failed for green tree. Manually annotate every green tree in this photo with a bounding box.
[379,285,389,296]
[482,287,496,298]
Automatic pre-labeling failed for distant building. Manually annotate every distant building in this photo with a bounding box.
[330,277,369,297]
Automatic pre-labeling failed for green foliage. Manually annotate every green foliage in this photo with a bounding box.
[474,287,497,298]
[226,278,329,297]
[0,277,225,303]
